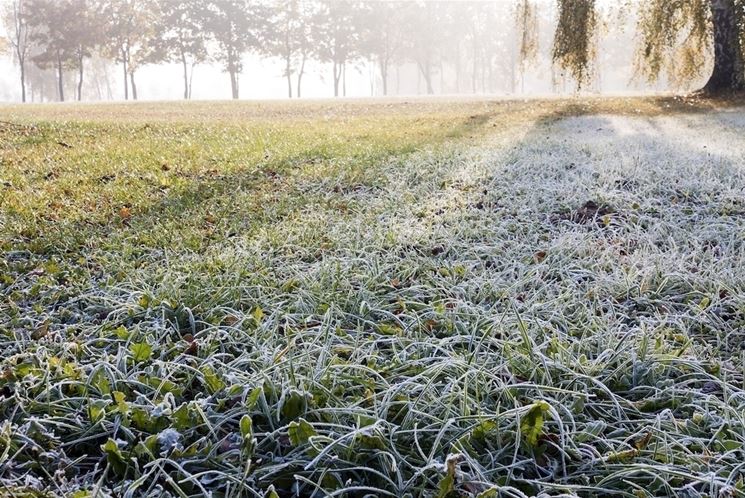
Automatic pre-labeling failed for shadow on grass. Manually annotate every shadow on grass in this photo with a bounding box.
[492,102,745,356]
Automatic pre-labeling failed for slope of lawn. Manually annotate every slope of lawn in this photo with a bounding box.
[1,97,744,497]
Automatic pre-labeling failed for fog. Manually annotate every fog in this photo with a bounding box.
[0,56,371,101]
[0,0,707,103]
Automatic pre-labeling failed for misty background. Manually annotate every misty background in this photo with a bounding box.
[0,0,707,103]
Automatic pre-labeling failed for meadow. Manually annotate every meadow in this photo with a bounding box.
[1,96,744,497]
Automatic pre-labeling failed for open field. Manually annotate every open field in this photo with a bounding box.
[1,97,745,497]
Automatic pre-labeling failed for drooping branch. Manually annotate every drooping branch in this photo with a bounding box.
[552,0,596,87]
[516,0,539,70]
[636,0,709,89]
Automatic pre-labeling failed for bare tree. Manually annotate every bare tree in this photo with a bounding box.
[2,0,32,102]
[358,1,406,96]
[152,0,207,100]
[203,0,267,100]
[100,0,156,100]
[26,0,75,101]
[313,1,362,97]
[402,2,447,95]
[263,0,314,98]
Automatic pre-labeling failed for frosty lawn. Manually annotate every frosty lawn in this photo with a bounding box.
[1,98,744,497]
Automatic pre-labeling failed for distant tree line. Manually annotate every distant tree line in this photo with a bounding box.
[2,0,540,102]
[1,0,739,102]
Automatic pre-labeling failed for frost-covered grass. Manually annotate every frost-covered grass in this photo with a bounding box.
[1,98,745,497]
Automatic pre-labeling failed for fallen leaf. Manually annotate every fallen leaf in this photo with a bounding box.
[184,338,198,356]
[31,322,49,340]
[119,207,132,220]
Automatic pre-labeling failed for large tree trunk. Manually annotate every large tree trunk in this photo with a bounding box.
[702,0,745,94]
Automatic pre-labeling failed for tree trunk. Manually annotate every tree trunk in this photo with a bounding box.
[12,1,27,103]
[94,72,102,100]
[122,50,128,100]
[509,43,517,94]
[702,0,745,94]
[20,63,26,103]
[56,51,64,102]
[130,71,138,100]
[296,53,306,98]
[439,59,444,93]
[188,63,196,99]
[417,60,434,95]
[455,47,461,93]
[105,68,113,100]
[379,58,388,96]
[181,51,189,100]
[487,57,493,93]
[481,55,486,93]
[333,60,340,97]
[472,37,478,93]
[77,52,84,101]
[285,54,292,98]
[230,70,239,99]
